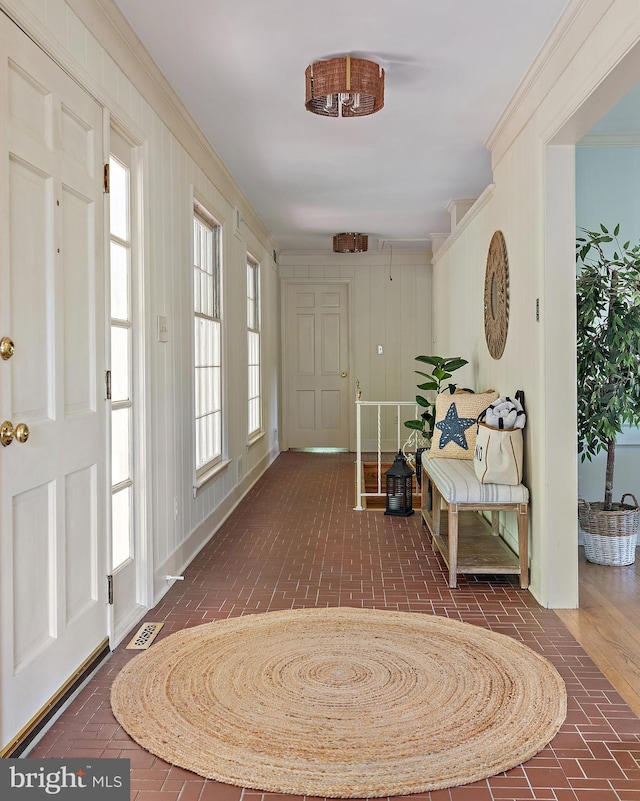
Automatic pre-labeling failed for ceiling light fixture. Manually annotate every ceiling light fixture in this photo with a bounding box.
[305,55,384,117]
[333,233,368,253]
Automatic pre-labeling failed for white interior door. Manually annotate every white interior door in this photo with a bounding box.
[284,282,350,448]
[0,13,107,750]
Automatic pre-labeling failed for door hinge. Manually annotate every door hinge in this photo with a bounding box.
[103,162,110,193]
[107,574,114,605]
[105,370,111,400]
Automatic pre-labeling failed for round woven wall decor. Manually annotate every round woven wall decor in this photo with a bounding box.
[111,607,567,798]
[484,230,510,359]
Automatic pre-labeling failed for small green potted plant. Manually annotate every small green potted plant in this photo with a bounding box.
[404,355,469,443]
[576,223,640,564]
[404,355,469,484]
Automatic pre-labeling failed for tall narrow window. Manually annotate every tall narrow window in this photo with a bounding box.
[193,203,222,476]
[109,148,133,570]
[247,256,261,438]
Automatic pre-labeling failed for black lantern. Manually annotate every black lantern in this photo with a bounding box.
[384,451,415,517]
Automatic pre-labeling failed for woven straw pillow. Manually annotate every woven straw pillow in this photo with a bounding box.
[429,389,499,460]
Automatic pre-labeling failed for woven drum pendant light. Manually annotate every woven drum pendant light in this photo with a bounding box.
[333,233,368,253]
[305,55,384,117]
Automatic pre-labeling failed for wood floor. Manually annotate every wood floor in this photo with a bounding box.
[556,548,640,717]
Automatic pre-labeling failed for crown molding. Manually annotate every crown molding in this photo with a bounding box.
[78,0,275,249]
[428,234,450,254]
[278,250,431,266]
[486,0,607,166]
[431,184,495,264]
[0,0,138,139]
[377,238,431,251]
[446,198,477,230]
[578,132,640,147]
[6,0,277,252]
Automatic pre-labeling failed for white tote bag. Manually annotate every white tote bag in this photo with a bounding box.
[473,421,523,485]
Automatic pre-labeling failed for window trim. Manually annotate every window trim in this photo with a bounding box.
[247,254,262,440]
[192,197,224,482]
[193,457,232,496]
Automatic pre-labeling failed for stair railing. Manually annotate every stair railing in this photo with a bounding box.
[354,382,425,510]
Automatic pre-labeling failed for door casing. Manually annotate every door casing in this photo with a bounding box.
[281,279,354,450]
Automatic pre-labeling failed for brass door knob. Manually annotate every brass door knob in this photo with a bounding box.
[1,420,29,447]
[340,371,347,378]
[0,337,15,360]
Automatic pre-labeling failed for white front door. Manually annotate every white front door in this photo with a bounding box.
[0,13,107,750]
[284,283,350,449]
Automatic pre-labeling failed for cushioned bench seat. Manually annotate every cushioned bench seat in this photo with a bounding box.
[423,457,529,505]
[421,456,529,589]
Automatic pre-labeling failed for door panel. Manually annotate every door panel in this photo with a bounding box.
[0,13,106,750]
[297,315,315,371]
[296,390,315,429]
[12,482,54,669]
[62,185,94,415]
[284,283,350,448]
[321,390,341,429]
[321,314,340,372]
[65,465,97,624]
[8,156,52,421]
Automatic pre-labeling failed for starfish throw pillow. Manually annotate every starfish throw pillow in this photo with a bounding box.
[429,389,500,460]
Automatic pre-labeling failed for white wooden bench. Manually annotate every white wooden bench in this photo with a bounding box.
[420,457,529,589]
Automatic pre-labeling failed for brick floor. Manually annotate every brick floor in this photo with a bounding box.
[27,452,640,800]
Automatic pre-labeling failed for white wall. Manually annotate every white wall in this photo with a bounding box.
[278,250,432,451]
[432,0,640,607]
[3,0,428,604]
[9,0,640,612]
[1,0,282,601]
[432,176,548,588]
[576,144,640,509]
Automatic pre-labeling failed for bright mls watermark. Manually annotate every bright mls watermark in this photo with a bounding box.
[1,759,130,799]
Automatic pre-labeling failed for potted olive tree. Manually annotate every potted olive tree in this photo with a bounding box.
[576,224,640,564]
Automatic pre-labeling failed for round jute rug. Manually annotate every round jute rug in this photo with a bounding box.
[110,607,566,798]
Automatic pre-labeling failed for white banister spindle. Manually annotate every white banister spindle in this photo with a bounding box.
[377,406,382,494]
[353,393,424,510]
[355,395,364,510]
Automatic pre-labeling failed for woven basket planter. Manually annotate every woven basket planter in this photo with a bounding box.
[578,494,639,566]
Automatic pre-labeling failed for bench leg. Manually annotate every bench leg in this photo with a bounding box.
[431,483,442,552]
[517,504,529,589]
[491,510,499,535]
[448,503,458,589]
[421,470,430,515]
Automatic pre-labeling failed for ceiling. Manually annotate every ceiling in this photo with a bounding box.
[113,0,572,253]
